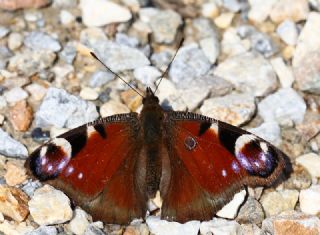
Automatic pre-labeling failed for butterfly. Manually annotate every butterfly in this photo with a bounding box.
[25,51,288,225]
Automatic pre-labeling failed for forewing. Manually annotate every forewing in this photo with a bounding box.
[161,111,287,222]
[25,113,147,224]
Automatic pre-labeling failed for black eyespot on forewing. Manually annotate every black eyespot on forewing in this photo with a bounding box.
[199,122,211,136]
[61,128,87,157]
[218,123,242,154]
[94,124,107,139]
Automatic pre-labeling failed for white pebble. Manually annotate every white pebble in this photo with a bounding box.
[299,185,320,216]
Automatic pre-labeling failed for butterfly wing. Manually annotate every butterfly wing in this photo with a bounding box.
[160,111,287,222]
[25,113,147,224]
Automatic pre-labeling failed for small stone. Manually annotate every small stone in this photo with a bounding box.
[31,128,50,142]
[296,153,320,178]
[276,20,298,46]
[84,223,105,235]
[26,226,57,235]
[0,26,9,39]
[67,208,90,235]
[260,190,299,217]
[25,83,47,101]
[60,42,77,64]
[248,122,281,146]
[185,17,219,42]
[35,88,99,129]
[29,185,73,225]
[100,100,130,117]
[270,57,294,88]
[200,218,241,235]
[8,32,23,50]
[236,196,264,224]
[0,46,12,70]
[24,10,43,22]
[89,71,114,88]
[9,100,33,131]
[21,180,42,197]
[120,89,142,111]
[223,0,242,12]
[169,43,211,85]
[262,211,320,235]
[149,9,182,44]
[299,185,320,216]
[214,13,234,29]
[216,190,246,219]
[294,51,320,94]
[80,87,99,101]
[4,87,28,104]
[146,216,200,235]
[53,0,77,7]
[150,51,172,72]
[284,165,312,190]
[239,224,261,235]
[0,128,28,158]
[258,88,306,125]
[221,28,249,57]
[199,37,220,64]
[156,79,186,111]
[5,161,27,186]
[8,50,56,76]
[0,221,34,235]
[248,0,277,23]
[269,0,309,23]
[91,41,150,72]
[293,12,320,67]
[0,0,50,10]
[200,93,256,126]
[133,66,161,88]
[24,31,61,52]
[214,52,277,96]
[0,185,29,222]
[59,9,75,25]
[80,0,132,27]
[201,2,219,18]
[115,33,139,48]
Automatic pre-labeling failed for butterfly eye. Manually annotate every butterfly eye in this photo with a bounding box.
[184,136,197,151]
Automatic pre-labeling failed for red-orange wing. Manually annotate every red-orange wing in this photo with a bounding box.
[25,113,147,224]
[161,111,286,222]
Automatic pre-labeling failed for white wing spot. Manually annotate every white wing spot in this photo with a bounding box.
[222,169,227,177]
[78,172,83,179]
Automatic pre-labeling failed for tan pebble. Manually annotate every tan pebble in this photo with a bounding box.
[0,0,51,10]
[0,185,29,222]
[214,13,235,29]
[124,226,139,235]
[5,161,27,186]
[100,100,130,117]
[282,46,295,60]
[9,100,33,131]
[120,89,142,111]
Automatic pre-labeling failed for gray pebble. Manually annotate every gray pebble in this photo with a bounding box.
[0,26,10,39]
[149,9,182,44]
[89,70,115,88]
[35,88,99,129]
[8,50,56,76]
[91,41,150,72]
[133,65,161,88]
[185,17,219,42]
[169,43,211,86]
[236,196,265,224]
[84,224,105,235]
[223,0,242,12]
[214,51,277,96]
[248,122,281,146]
[151,51,173,71]
[0,128,28,158]
[60,42,77,64]
[26,226,57,235]
[258,88,306,125]
[115,33,139,48]
[24,31,61,52]
[21,180,42,197]
[0,46,13,69]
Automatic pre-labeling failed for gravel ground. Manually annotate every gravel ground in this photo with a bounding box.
[0,0,319,234]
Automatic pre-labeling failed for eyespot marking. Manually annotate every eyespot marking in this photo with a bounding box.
[184,136,197,151]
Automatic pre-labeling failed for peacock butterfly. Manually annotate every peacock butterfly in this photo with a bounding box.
[25,51,289,225]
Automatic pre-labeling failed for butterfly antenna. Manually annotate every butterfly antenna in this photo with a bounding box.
[90,52,144,98]
[154,38,184,93]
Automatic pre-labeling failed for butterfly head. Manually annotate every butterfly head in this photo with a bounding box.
[143,87,159,106]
